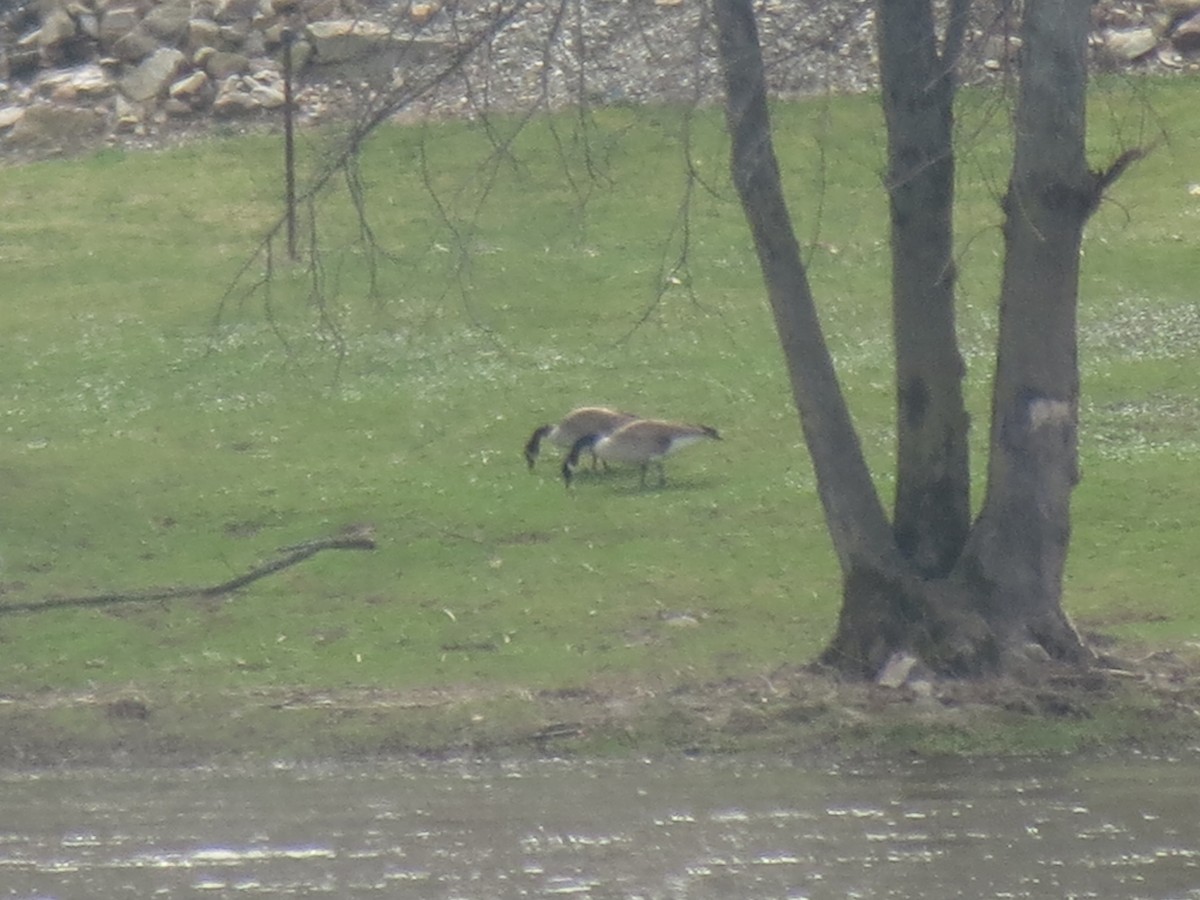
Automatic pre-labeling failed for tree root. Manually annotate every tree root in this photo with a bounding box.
[820,563,1097,681]
[0,525,377,616]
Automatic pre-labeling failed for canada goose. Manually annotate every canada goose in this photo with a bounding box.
[562,418,721,488]
[524,406,639,471]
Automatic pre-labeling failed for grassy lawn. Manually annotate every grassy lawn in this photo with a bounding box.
[1,77,1198,762]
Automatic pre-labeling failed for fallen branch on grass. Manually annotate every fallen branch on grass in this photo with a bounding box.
[0,525,377,616]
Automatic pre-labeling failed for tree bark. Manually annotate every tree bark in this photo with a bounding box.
[713,0,897,573]
[960,0,1098,661]
[715,0,1136,680]
[877,0,972,578]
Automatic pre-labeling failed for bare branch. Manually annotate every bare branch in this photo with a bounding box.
[214,1,532,344]
[616,167,699,344]
[0,527,378,617]
[1093,144,1153,198]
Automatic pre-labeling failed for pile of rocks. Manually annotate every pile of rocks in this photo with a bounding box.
[1,0,1199,161]
[0,0,454,156]
[1095,0,1200,64]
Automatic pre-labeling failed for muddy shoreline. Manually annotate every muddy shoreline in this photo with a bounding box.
[3,650,1198,767]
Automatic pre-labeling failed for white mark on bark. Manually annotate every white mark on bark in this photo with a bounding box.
[1028,397,1071,431]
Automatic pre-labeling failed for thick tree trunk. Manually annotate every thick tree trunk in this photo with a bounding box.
[827,0,1104,676]
[716,0,1134,680]
[960,0,1098,662]
[878,0,972,578]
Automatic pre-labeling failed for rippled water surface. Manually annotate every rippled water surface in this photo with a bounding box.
[2,754,1199,898]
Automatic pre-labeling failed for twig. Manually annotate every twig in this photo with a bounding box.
[1093,144,1153,197]
[0,526,377,617]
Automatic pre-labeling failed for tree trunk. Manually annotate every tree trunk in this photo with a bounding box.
[878,0,972,578]
[959,0,1100,663]
[715,0,1129,680]
[713,0,896,573]
[827,0,1102,676]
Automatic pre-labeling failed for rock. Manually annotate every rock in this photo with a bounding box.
[240,29,266,56]
[216,19,253,50]
[5,101,106,151]
[409,2,439,25]
[76,11,99,40]
[299,0,342,19]
[112,26,160,64]
[202,49,250,78]
[1158,0,1200,17]
[0,0,1193,162]
[1103,26,1160,60]
[5,44,43,80]
[34,7,77,54]
[41,62,112,100]
[1156,44,1185,66]
[0,105,25,129]
[169,68,210,102]
[980,33,1021,70]
[306,19,392,65]
[876,651,919,688]
[282,37,314,69]
[214,0,266,25]
[186,18,222,53]
[113,91,141,128]
[142,0,192,43]
[247,76,284,107]
[191,0,221,19]
[1171,11,1200,51]
[119,46,185,101]
[97,6,140,53]
[211,72,270,113]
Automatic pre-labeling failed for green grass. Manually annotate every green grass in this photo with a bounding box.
[1,79,1198,759]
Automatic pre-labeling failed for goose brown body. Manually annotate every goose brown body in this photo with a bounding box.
[524,406,638,471]
[562,418,721,488]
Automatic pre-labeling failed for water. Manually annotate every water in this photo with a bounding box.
[1,754,1198,898]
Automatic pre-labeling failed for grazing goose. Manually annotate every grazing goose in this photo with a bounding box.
[562,418,721,488]
[524,406,639,471]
